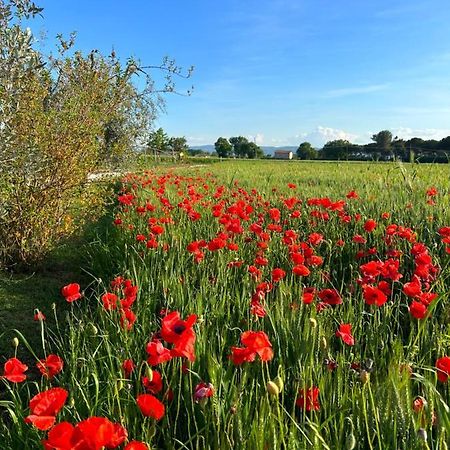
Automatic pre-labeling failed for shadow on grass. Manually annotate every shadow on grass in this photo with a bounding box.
[0,200,121,365]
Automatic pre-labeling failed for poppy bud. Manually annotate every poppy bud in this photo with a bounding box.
[309,318,317,329]
[417,428,427,441]
[360,370,370,384]
[345,433,356,450]
[12,337,19,348]
[320,337,327,350]
[146,366,153,382]
[267,381,280,396]
[86,322,98,336]
[273,376,284,393]
[69,397,75,408]
[116,379,124,391]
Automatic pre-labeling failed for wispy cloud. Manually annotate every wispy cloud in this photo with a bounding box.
[374,4,428,19]
[324,84,389,98]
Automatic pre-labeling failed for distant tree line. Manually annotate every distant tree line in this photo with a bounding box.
[297,130,450,162]
[214,136,264,159]
[146,128,190,158]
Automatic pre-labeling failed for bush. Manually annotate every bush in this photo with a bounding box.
[0,0,190,268]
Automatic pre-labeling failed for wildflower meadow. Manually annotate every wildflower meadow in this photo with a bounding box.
[1,160,450,449]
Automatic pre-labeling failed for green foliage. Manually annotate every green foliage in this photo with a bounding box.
[215,137,233,158]
[147,128,170,155]
[321,139,353,160]
[371,130,393,153]
[296,142,318,160]
[0,0,192,269]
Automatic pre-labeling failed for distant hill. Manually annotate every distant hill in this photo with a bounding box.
[189,144,298,156]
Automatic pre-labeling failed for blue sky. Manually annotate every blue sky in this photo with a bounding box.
[31,0,450,147]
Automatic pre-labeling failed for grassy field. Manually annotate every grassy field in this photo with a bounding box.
[1,160,450,449]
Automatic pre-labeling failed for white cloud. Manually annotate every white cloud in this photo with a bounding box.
[292,126,359,147]
[390,127,450,141]
[324,84,389,98]
[247,133,265,145]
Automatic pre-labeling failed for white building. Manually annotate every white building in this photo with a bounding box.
[274,150,293,160]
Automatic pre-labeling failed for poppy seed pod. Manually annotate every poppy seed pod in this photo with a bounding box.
[12,337,19,348]
[320,337,327,350]
[417,428,427,441]
[360,370,370,384]
[309,318,317,329]
[273,375,284,393]
[267,381,280,396]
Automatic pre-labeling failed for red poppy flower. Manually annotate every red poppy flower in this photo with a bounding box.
[229,346,256,364]
[418,292,437,306]
[142,370,163,394]
[346,190,358,199]
[73,417,126,449]
[120,308,137,330]
[426,187,438,196]
[352,234,366,244]
[296,387,320,411]
[302,287,316,304]
[268,208,281,222]
[102,292,118,310]
[61,283,81,302]
[136,394,165,420]
[170,328,196,362]
[125,442,149,450]
[363,285,387,307]
[403,277,422,298]
[317,288,342,305]
[42,421,75,450]
[336,323,355,346]
[161,311,197,361]
[436,356,450,382]
[409,301,428,319]
[193,382,214,403]
[360,260,383,278]
[272,268,286,282]
[25,387,68,430]
[2,357,28,383]
[146,340,173,366]
[122,359,136,377]
[364,219,377,233]
[250,300,267,317]
[308,233,323,245]
[161,311,196,344]
[230,331,273,365]
[293,264,310,277]
[107,422,128,448]
[37,354,64,379]
[412,397,426,413]
[34,310,46,321]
